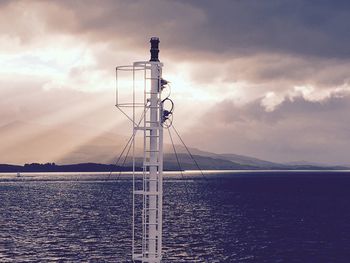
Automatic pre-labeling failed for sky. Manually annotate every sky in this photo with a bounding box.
[1,0,350,165]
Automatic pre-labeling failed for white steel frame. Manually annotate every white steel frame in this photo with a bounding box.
[116,61,163,263]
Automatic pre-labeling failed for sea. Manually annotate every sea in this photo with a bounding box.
[1,170,350,262]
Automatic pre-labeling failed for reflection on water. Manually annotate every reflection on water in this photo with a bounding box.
[1,171,350,262]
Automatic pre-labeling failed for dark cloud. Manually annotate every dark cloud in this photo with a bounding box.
[35,0,350,60]
[187,92,350,165]
[37,0,206,55]
[1,0,350,164]
[3,0,350,87]
[178,0,350,59]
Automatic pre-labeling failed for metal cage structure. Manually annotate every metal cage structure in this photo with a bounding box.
[116,40,165,263]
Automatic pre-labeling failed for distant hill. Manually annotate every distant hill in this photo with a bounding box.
[164,153,348,171]
[1,121,348,171]
[0,158,347,173]
[283,161,328,167]
[163,153,254,170]
[0,163,138,173]
[169,146,286,169]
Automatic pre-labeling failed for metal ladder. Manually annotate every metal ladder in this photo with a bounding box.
[133,69,163,263]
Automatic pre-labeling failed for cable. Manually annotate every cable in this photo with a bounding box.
[108,107,148,180]
[167,128,184,178]
[168,128,194,197]
[161,98,174,129]
[115,135,134,181]
[161,81,171,101]
[171,125,208,181]
[161,112,173,129]
[107,134,133,179]
[166,127,197,259]
[161,98,174,113]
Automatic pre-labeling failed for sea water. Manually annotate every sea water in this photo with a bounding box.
[1,171,350,262]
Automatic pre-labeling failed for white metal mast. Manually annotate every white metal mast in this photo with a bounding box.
[135,37,163,263]
[116,37,165,262]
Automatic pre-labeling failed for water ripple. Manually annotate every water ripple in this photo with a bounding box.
[1,172,350,262]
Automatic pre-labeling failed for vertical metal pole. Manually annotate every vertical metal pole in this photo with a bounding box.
[158,84,163,258]
[132,64,136,257]
[147,37,162,263]
[148,62,160,261]
[131,38,163,263]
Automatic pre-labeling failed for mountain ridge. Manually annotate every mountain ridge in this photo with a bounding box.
[0,154,348,173]
[1,121,348,171]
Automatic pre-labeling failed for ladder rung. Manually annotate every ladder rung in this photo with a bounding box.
[144,225,158,228]
[136,256,160,262]
[141,252,160,256]
[134,191,159,195]
[144,161,160,166]
[144,207,158,211]
[146,106,160,108]
[144,222,159,225]
[135,127,160,130]
[145,150,159,152]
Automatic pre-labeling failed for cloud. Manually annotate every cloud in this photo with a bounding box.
[7,1,350,58]
[3,0,350,95]
[176,0,350,59]
[0,82,127,163]
[186,91,350,165]
[1,0,350,164]
[39,0,350,60]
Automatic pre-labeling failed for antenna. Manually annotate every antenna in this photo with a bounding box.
[116,37,170,262]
